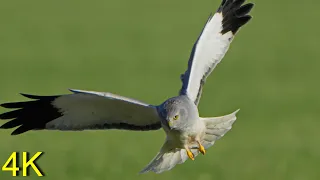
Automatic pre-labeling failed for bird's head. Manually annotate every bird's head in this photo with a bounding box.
[158,96,198,131]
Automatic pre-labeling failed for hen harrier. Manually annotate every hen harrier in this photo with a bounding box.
[0,0,254,174]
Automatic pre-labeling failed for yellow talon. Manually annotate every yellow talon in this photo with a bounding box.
[186,149,195,160]
[198,141,206,155]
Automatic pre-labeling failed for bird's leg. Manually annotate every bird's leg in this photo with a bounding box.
[184,145,195,160]
[196,140,206,155]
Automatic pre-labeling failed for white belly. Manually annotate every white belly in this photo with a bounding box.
[165,120,206,149]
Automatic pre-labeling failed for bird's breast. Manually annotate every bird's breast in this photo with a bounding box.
[165,123,205,149]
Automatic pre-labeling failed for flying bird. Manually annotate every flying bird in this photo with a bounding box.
[0,0,254,174]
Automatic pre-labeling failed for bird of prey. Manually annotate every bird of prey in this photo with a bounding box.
[0,0,254,174]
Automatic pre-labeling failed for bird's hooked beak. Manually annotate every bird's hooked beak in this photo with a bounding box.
[168,121,173,128]
[161,118,173,130]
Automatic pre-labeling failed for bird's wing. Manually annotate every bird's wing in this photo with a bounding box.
[179,0,254,105]
[0,89,162,135]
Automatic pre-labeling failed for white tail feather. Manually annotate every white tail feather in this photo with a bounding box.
[139,140,200,174]
[200,109,239,149]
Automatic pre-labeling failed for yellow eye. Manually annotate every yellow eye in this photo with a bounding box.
[173,115,179,120]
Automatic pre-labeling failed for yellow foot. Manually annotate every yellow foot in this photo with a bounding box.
[197,141,206,155]
[186,149,195,160]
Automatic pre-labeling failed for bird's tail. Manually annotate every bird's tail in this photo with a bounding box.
[139,139,199,174]
[199,109,239,150]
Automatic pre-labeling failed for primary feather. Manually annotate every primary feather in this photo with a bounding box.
[180,0,254,105]
[0,0,254,175]
[0,89,161,135]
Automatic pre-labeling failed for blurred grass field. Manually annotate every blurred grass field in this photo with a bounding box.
[0,0,319,179]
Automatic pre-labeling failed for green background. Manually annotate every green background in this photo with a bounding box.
[0,0,319,179]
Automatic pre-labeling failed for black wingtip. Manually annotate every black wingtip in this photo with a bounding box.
[0,109,21,119]
[0,93,62,135]
[20,93,60,100]
[1,94,59,109]
[0,125,23,136]
[20,93,42,99]
[11,125,30,135]
[236,3,254,17]
[217,0,254,34]
[0,119,21,129]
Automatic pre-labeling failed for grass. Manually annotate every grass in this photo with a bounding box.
[0,0,319,179]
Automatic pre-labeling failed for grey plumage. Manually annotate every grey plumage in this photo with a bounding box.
[158,95,199,132]
[0,0,254,174]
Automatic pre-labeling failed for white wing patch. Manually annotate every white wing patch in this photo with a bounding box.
[185,13,233,103]
[180,0,253,105]
[46,89,161,130]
